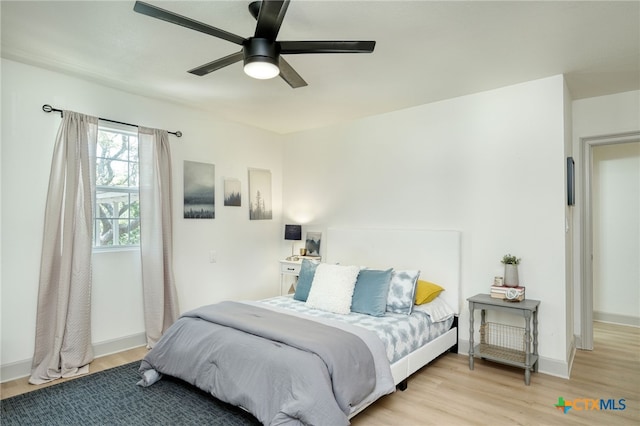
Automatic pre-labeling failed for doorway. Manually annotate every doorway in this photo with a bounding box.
[579,131,640,350]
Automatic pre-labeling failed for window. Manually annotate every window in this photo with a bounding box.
[94,123,139,248]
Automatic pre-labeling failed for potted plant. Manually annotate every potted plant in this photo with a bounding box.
[501,254,521,287]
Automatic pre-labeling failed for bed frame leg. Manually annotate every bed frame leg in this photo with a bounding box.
[449,315,459,353]
[397,379,408,391]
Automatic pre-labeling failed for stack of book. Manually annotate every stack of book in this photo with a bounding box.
[490,285,525,301]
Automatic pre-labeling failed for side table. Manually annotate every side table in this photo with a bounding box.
[468,293,540,385]
[279,259,302,295]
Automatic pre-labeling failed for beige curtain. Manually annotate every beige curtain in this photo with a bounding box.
[30,111,97,385]
[138,127,179,347]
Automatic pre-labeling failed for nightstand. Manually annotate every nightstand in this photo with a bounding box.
[468,293,540,385]
[279,259,302,295]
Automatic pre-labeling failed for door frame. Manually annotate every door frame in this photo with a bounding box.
[579,131,640,350]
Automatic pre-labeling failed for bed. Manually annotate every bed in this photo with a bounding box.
[138,228,461,425]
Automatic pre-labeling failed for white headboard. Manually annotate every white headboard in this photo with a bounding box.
[326,228,461,314]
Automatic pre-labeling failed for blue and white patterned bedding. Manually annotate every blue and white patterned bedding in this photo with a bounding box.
[260,296,455,364]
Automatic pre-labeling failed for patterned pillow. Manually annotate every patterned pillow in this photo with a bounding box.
[306,263,360,314]
[293,259,320,302]
[386,269,420,315]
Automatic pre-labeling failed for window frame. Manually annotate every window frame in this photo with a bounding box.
[93,122,140,250]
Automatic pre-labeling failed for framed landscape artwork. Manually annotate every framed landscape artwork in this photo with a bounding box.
[248,168,272,220]
[224,178,241,206]
[183,160,215,219]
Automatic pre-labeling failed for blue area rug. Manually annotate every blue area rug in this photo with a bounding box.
[1,361,260,425]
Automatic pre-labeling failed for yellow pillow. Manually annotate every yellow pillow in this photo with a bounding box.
[414,280,444,305]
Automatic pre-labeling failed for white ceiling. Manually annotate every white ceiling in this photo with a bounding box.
[2,1,639,134]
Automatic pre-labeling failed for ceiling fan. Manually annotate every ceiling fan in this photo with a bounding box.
[133,0,376,88]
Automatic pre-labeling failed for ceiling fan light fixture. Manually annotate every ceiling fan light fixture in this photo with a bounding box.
[133,2,375,88]
[244,56,280,79]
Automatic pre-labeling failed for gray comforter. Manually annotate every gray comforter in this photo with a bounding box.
[139,301,394,425]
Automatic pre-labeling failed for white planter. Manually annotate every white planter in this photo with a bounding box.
[504,264,519,287]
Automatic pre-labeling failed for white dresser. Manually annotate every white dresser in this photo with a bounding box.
[279,259,301,295]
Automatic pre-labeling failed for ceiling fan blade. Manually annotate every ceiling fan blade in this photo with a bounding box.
[278,58,308,88]
[280,40,376,54]
[134,1,245,46]
[188,51,244,76]
[254,0,290,40]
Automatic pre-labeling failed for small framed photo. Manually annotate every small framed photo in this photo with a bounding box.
[305,231,322,257]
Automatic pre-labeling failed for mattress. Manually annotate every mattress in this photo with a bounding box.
[260,296,455,363]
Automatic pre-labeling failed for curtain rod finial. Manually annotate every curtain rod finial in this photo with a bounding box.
[42,104,63,117]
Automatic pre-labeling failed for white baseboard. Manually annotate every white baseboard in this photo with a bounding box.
[0,332,146,383]
[92,332,147,359]
[594,311,640,327]
[538,356,570,379]
[457,339,470,356]
[457,339,570,379]
[574,333,583,349]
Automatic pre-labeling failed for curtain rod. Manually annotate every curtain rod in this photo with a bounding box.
[42,104,182,137]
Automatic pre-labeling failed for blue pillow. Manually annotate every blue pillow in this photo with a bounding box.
[293,259,319,301]
[350,268,393,316]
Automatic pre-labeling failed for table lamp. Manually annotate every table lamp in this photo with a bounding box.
[284,224,302,257]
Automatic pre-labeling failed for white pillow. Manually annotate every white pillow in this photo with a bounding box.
[306,263,360,314]
[412,295,455,322]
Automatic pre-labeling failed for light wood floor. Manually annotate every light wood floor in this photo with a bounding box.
[2,322,638,425]
[352,321,639,425]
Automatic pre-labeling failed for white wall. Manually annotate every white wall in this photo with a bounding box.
[572,90,640,337]
[282,75,571,376]
[1,59,284,379]
[592,142,640,322]
[1,59,593,381]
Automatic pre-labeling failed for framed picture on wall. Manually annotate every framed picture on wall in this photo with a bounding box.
[183,160,215,219]
[223,178,241,206]
[567,156,575,206]
[248,168,272,220]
